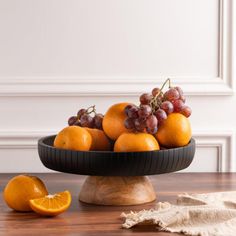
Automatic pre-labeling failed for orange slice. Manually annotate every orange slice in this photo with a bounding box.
[29,190,71,216]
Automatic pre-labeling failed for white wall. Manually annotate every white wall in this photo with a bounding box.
[0,0,235,172]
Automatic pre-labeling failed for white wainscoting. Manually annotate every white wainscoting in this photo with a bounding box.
[0,0,234,96]
[0,0,235,172]
[186,131,234,172]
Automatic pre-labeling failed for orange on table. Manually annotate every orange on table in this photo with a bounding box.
[114,132,160,152]
[85,128,111,151]
[29,190,71,216]
[102,102,132,140]
[156,113,192,148]
[54,126,92,151]
[3,175,48,212]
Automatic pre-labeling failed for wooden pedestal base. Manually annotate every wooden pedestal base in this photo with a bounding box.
[79,176,156,205]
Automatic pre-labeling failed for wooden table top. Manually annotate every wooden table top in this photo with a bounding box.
[1,173,236,236]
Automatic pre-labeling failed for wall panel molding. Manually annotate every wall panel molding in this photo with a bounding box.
[193,131,234,172]
[0,0,234,97]
[0,130,234,172]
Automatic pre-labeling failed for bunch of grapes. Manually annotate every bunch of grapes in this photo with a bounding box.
[124,79,192,134]
[68,105,104,130]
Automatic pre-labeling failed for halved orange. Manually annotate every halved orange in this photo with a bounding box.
[29,190,71,216]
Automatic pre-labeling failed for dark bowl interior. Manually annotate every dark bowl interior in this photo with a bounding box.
[38,135,195,176]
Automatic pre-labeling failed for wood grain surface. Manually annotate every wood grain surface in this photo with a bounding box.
[79,176,156,205]
[1,173,236,236]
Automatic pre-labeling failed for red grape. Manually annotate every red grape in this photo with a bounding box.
[146,115,158,134]
[154,109,167,120]
[172,99,185,112]
[179,95,186,103]
[77,109,87,119]
[181,106,192,117]
[124,105,133,116]
[94,113,103,129]
[138,105,152,118]
[146,126,158,135]
[68,116,78,126]
[175,86,183,96]
[152,88,161,97]
[124,118,135,130]
[164,88,179,101]
[74,120,81,126]
[125,105,139,119]
[139,93,153,105]
[80,114,94,128]
[146,115,158,128]
[134,118,146,132]
[160,101,174,115]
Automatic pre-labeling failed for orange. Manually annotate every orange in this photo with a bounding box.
[3,175,48,212]
[85,128,111,151]
[30,191,71,216]
[54,126,92,151]
[156,113,192,148]
[103,103,132,140]
[114,132,160,152]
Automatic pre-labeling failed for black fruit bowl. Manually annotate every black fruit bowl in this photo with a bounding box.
[38,135,195,176]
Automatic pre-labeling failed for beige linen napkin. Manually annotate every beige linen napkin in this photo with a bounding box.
[122,191,236,236]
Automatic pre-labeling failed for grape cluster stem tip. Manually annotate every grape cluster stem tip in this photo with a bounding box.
[86,105,96,115]
[150,78,172,111]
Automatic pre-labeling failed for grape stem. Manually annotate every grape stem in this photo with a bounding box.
[86,105,96,115]
[149,78,172,111]
[161,78,172,90]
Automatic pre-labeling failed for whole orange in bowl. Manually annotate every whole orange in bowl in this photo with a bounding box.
[4,175,48,212]
[85,128,111,151]
[54,126,92,151]
[114,132,160,152]
[103,103,132,140]
[156,113,191,148]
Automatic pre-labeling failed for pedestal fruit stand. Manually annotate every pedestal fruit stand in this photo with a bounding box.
[38,135,195,205]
